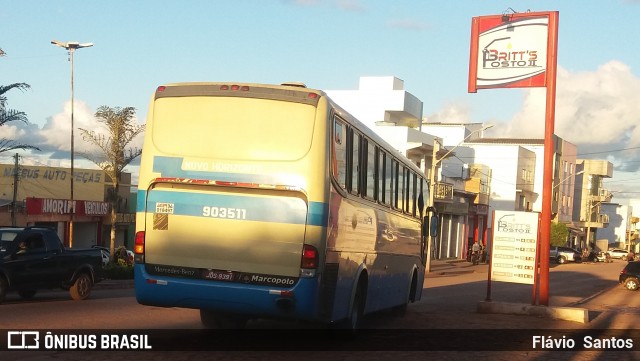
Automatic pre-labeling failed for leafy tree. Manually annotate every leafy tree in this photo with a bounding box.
[79,106,144,258]
[0,83,40,153]
[550,222,569,247]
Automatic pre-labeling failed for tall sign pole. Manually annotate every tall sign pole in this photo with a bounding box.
[539,12,559,306]
[468,11,559,306]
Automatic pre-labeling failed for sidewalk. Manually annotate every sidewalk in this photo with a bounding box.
[427,258,482,277]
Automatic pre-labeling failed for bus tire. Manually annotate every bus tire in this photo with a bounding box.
[393,271,418,316]
[200,310,247,329]
[342,277,366,333]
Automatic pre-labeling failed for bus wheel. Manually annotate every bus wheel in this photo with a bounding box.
[344,281,366,332]
[392,272,417,316]
[200,310,247,329]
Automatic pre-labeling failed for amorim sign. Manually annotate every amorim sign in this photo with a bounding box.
[468,11,557,92]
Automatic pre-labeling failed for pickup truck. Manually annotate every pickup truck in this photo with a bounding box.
[0,226,103,303]
[550,246,582,264]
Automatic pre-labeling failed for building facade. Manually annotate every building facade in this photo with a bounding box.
[327,78,484,261]
[572,159,613,250]
[0,161,135,249]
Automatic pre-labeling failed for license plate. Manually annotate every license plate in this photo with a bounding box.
[202,269,234,282]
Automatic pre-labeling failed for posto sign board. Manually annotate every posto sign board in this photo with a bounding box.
[490,210,539,285]
[468,11,558,92]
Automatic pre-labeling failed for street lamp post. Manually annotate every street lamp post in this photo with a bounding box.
[51,40,93,248]
[425,124,493,273]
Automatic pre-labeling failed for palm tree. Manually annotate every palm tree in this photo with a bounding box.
[0,83,39,152]
[79,106,144,258]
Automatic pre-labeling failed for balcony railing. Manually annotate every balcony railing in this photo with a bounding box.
[433,182,454,202]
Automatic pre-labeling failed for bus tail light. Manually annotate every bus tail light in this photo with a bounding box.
[134,231,145,261]
[301,244,318,269]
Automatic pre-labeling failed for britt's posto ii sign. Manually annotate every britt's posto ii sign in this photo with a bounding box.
[468,11,558,92]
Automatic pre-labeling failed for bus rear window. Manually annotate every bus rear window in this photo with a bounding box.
[152,97,316,161]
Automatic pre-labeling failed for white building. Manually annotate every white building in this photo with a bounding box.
[463,139,538,218]
[599,202,630,249]
[326,77,473,260]
[326,76,438,171]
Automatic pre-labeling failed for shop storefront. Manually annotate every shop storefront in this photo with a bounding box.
[25,197,109,248]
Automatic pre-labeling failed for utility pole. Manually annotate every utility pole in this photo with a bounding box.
[11,153,19,226]
[425,140,440,273]
[52,40,93,247]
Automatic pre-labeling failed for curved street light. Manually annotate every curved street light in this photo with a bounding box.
[51,40,93,247]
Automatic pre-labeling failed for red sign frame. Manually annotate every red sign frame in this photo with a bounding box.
[468,11,558,92]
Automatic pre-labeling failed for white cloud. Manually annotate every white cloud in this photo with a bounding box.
[336,0,365,12]
[494,61,640,147]
[387,18,429,31]
[2,99,145,172]
[40,100,96,152]
[424,102,472,124]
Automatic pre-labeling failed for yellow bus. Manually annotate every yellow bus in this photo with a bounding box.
[134,82,429,329]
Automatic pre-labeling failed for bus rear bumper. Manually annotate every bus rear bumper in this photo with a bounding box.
[134,264,320,321]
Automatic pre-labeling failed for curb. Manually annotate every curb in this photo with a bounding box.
[477,300,589,323]
[94,279,135,290]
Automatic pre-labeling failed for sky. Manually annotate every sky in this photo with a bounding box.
[1,0,640,202]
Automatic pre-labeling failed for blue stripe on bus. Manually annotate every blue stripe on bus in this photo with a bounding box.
[137,190,328,227]
[152,156,277,184]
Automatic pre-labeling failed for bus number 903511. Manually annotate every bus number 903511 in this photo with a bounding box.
[202,206,247,220]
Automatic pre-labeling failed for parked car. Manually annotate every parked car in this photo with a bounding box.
[0,227,103,303]
[91,246,111,266]
[588,251,612,263]
[619,261,640,290]
[91,246,134,265]
[549,246,582,264]
[607,248,629,260]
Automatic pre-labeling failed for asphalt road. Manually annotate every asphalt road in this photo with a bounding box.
[2,259,639,360]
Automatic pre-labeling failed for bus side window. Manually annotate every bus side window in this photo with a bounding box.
[410,172,418,217]
[397,166,405,212]
[390,159,398,209]
[364,139,376,200]
[333,118,347,189]
[385,156,392,207]
[378,151,385,203]
[348,129,360,195]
